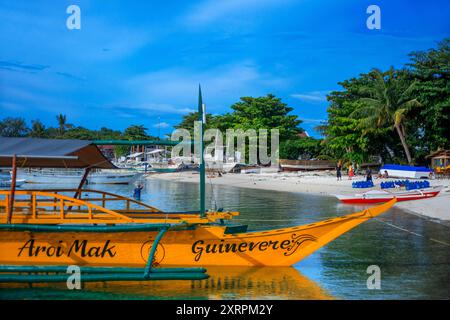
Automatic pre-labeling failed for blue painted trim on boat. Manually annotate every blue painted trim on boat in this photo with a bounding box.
[380,164,432,172]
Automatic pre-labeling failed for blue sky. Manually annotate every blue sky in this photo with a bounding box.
[0,0,449,138]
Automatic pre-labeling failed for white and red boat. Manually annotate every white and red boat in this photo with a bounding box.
[335,186,442,204]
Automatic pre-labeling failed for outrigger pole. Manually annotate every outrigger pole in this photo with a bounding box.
[73,167,91,199]
[6,154,17,224]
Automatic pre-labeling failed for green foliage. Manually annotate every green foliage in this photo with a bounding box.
[0,117,156,159]
[174,112,218,135]
[123,125,152,141]
[56,114,67,136]
[320,76,379,163]
[405,39,450,162]
[227,94,302,140]
[0,117,29,137]
[30,120,47,138]
[279,137,323,160]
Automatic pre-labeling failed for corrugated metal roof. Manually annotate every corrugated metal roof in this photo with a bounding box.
[0,137,115,169]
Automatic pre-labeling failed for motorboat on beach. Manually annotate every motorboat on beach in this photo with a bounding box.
[335,186,442,204]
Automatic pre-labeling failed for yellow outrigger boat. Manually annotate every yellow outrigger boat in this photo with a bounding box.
[0,88,396,283]
[0,188,395,268]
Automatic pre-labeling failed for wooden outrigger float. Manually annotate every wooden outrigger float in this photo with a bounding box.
[0,87,397,284]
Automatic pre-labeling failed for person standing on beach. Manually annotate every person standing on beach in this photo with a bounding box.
[366,168,373,182]
[336,162,342,181]
[348,164,354,180]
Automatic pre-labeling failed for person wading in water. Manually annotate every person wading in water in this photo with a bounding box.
[133,183,144,201]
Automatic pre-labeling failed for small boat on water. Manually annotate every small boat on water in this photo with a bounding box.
[335,186,442,204]
[17,168,139,185]
[0,179,26,188]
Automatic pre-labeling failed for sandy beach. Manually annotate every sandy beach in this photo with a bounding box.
[148,171,450,221]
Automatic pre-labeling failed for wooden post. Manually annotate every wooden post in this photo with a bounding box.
[7,154,17,224]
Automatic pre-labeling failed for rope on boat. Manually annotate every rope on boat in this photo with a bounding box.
[373,218,450,247]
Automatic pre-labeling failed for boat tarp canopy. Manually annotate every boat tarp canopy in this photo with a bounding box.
[0,137,115,169]
[380,164,432,172]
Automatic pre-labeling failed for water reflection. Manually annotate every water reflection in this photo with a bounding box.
[0,267,331,300]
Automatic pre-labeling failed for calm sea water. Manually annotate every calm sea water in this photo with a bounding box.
[1,176,449,300]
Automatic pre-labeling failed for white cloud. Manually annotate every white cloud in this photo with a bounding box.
[126,61,287,113]
[153,122,170,128]
[291,91,330,103]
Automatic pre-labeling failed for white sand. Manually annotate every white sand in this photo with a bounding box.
[148,171,450,221]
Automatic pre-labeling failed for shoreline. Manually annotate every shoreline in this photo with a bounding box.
[147,171,450,222]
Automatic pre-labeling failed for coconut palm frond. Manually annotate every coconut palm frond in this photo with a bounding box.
[399,80,418,102]
[357,115,381,130]
[401,98,422,110]
[350,105,379,119]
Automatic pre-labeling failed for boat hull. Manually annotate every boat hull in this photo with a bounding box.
[279,159,335,171]
[0,179,26,188]
[380,165,433,179]
[336,190,440,204]
[17,172,138,184]
[0,200,395,267]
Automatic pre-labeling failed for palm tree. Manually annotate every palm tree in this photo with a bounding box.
[56,114,67,136]
[352,68,420,164]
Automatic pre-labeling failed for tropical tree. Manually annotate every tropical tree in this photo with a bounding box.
[352,68,420,164]
[56,114,67,136]
[279,137,324,160]
[319,74,392,163]
[0,117,29,137]
[174,112,218,135]
[123,125,151,141]
[228,94,302,140]
[30,120,46,137]
[405,39,450,161]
